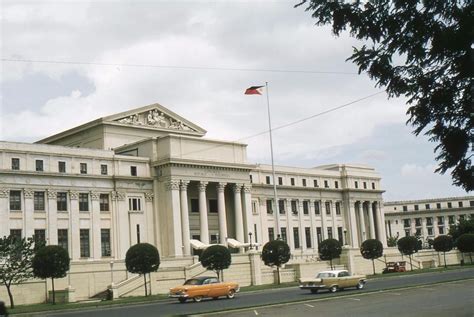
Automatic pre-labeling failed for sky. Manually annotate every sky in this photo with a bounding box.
[0,0,469,201]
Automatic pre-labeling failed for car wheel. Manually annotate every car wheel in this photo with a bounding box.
[329,286,338,293]
[178,298,187,303]
[227,289,236,299]
[356,281,364,290]
[310,289,318,294]
[193,296,203,303]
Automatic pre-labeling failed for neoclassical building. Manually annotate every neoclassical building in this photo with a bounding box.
[0,103,387,261]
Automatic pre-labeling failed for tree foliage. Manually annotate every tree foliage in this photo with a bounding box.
[261,240,291,284]
[387,236,398,247]
[199,245,232,280]
[125,243,160,296]
[0,235,35,308]
[397,236,419,271]
[297,0,473,191]
[33,245,70,304]
[449,218,474,242]
[433,235,454,268]
[318,238,342,270]
[456,233,474,264]
[360,239,383,275]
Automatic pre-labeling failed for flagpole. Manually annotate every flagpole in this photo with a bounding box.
[264,82,281,239]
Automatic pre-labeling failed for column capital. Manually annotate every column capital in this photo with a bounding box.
[24,188,34,199]
[233,183,243,193]
[166,180,180,191]
[47,189,57,199]
[69,191,79,200]
[180,180,190,191]
[111,191,126,201]
[198,181,208,192]
[242,184,252,193]
[145,192,154,202]
[0,188,9,198]
[217,182,226,192]
[90,191,100,201]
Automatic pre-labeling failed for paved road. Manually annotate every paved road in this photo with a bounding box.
[210,279,474,317]
[44,268,474,317]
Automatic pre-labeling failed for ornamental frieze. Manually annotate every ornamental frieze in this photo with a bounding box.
[90,191,100,201]
[144,192,154,202]
[24,189,34,199]
[116,109,194,132]
[47,189,57,199]
[69,191,79,200]
[0,189,8,198]
[111,191,126,201]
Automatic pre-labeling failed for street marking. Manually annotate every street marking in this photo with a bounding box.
[421,287,436,291]
[304,304,315,308]
[390,292,402,295]
[348,298,361,301]
[254,310,259,315]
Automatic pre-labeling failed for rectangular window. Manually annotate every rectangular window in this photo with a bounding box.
[293,228,300,249]
[278,177,283,185]
[58,229,68,252]
[57,192,68,211]
[58,161,66,173]
[128,197,142,211]
[80,229,90,258]
[403,205,408,212]
[79,193,89,211]
[10,229,22,241]
[291,178,295,186]
[9,190,21,210]
[354,181,358,189]
[327,227,333,239]
[438,226,444,234]
[35,160,43,171]
[414,205,419,211]
[209,199,218,213]
[363,182,367,189]
[447,202,452,208]
[316,227,322,243]
[34,229,46,246]
[334,181,339,189]
[303,201,309,215]
[302,179,307,187]
[252,201,257,215]
[280,227,287,242]
[210,234,218,244]
[249,175,253,183]
[426,217,433,226]
[458,201,463,208]
[415,228,421,236]
[34,192,45,211]
[130,166,137,176]
[254,224,258,243]
[324,180,329,188]
[436,203,441,209]
[403,219,410,227]
[437,216,444,225]
[470,201,474,207]
[425,204,430,210]
[101,229,111,257]
[313,179,318,187]
[80,163,87,174]
[268,228,275,241]
[448,216,455,224]
[335,202,341,215]
[405,230,410,237]
[415,218,422,227]
[314,201,320,215]
[265,176,271,184]
[101,164,108,175]
[305,227,312,248]
[459,215,465,221]
[337,227,343,243]
[427,227,433,236]
[278,199,285,214]
[11,158,20,170]
[371,182,375,189]
[266,200,273,214]
[99,194,110,212]
[190,198,199,213]
[291,200,298,214]
[325,201,331,215]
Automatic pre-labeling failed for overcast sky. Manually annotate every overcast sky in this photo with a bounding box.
[0,0,469,201]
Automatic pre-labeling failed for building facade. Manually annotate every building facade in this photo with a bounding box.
[383,196,474,242]
[0,103,387,261]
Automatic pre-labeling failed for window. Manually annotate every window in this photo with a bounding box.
[335,202,341,215]
[280,227,287,242]
[415,218,422,227]
[208,199,218,213]
[354,181,358,189]
[403,205,408,212]
[291,178,295,186]
[405,230,410,237]
[458,201,463,208]
[427,227,433,236]
[438,226,444,234]
[426,217,433,226]
[278,177,283,185]
[371,182,375,189]
[101,164,108,175]
[249,175,253,183]
[324,180,329,188]
[254,224,258,243]
[57,192,68,211]
[34,229,46,246]
[363,182,367,189]
[313,179,319,187]
[314,201,320,215]
[436,203,441,209]
[10,229,22,241]
[403,219,410,227]
[327,227,333,239]
[35,160,43,171]
[210,234,218,244]
[58,229,68,251]
[99,194,110,211]
[136,225,141,243]
[325,201,331,215]
[190,199,199,213]
[9,190,21,210]
[130,166,137,176]
[101,229,111,257]
[470,201,474,207]
[337,227,343,243]
[265,176,271,184]
[425,204,430,210]
[11,158,20,170]
[34,192,45,211]
[316,227,322,243]
[334,181,339,189]
[302,179,307,187]
[415,228,421,236]
[447,202,452,208]
[266,200,273,214]
[303,201,309,215]
[448,215,455,224]
[79,193,89,211]
[80,229,90,258]
[278,199,285,214]
[128,197,142,211]
[459,215,465,221]
[268,228,275,241]
[414,205,419,211]
[252,201,258,215]
[305,227,312,248]
[58,161,66,173]
[293,228,300,249]
[437,216,444,225]
[80,163,87,174]
[291,200,298,214]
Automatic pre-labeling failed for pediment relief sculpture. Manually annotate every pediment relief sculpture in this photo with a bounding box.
[116,109,194,131]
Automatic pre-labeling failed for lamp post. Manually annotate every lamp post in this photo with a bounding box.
[110,260,114,286]
[343,229,348,246]
[249,232,253,250]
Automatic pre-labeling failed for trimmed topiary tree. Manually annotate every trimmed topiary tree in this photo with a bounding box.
[433,235,454,268]
[125,243,160,296]
[261,240,291,285]
[397,236,419,271]
[318,239,342,270]
[360,239,384,275]
[199,245,232,280]
[32,245,70,305]
[456,233,474,264]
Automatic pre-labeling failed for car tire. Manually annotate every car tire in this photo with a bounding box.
[178,298,187,303]
[227,289,236,299]
[329,286,338,293]
[310,289,318,294]
[193,296,203,303]
[356,281,364,290]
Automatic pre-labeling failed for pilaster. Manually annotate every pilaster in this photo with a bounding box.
[180,181,191,255]
[167,180,183,256]
[47,189,58,245]
[90,191,101,259]
[198,181,209,244]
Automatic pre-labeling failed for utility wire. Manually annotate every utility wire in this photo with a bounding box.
[1,58,358,75]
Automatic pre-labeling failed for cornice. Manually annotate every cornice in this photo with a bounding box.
[154,160,255,172]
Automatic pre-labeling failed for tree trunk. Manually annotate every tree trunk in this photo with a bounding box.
[216,270,220,280]
[372,259,376,275]
[52,278,56,305]
[330,258,333,270]
[443,252,447,268]
[469,252,473,264]
[143,274,147,297]
[6,284,14,309]
[409,254,413,271]
[277,266,280,285]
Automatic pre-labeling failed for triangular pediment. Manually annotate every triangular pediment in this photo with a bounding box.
[103,103,206,136]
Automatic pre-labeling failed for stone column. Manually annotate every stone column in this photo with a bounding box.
[91,191,101,259]
[367,202,376,239]
[421,217,427,240]
[375,201,387,246]
[180,181,191,255]
[233,184,244,243]
[217,183,228,244]
[46,190,58,245]
[167,180,183,256]
[23,189,34,239]
[298,200,306,252]
[357,201,366,243]
[284,199,294,249]
[348,200,359,248]
[309,200,317,250]
[112,191,128,259]
[69,191,80,260]
[330,201,337,241]
[320,201,327,240]
[198,181,209,244]
[0,189,9,237]
[242,184,253,243]
[145,192,154,244]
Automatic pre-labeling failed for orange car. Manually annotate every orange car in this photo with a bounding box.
[169,276,240,303]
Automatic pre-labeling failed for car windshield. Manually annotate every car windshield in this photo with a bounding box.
[316,272,336,278]
[184,279,203,285]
